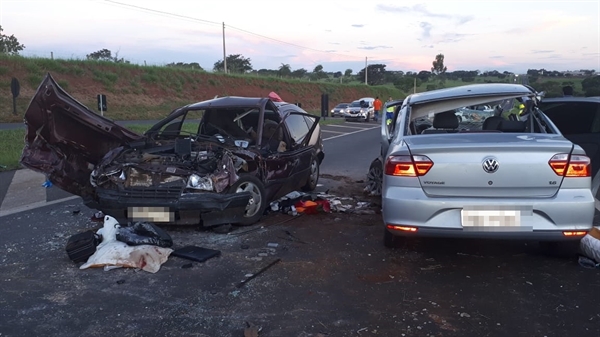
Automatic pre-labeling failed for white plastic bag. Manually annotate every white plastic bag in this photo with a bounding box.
[80,215,173,273]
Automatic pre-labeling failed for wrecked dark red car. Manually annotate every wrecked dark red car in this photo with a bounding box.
[21,74,324,226]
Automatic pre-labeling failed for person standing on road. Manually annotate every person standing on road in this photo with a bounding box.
[385,97,394,126]
[373,97,382,122]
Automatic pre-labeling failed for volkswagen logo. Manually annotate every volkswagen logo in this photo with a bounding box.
[482,157,499,173]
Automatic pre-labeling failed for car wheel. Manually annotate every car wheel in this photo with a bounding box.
[228,175,267,226]
[365,114,370,123]
[302,157,320,191]
[365,159,383,196]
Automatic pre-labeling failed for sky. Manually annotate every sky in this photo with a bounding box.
[1,0,599,74]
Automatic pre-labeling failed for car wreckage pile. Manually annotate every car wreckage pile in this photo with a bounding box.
[21,74,380,274]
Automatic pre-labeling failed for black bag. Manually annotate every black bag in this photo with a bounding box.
[116,222,173,248]
[65,230,101,263]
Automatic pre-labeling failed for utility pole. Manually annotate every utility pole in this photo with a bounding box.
[222,22,227,74]
[414,77,417,93]
[365,57,368,85]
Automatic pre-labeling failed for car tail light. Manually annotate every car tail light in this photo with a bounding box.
[549,154,591,177]
[562,231,587,237]
[387,224,418,232]
[385,155,433,177]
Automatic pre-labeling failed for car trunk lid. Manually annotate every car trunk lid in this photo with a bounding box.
[404,133,574,198]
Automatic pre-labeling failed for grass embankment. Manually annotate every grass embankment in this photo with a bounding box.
[0,54,405,124]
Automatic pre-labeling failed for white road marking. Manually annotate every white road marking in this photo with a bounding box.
[320,129,346,134]
[0,196,80,218]
[326,124,375,130]
[323,125,379,141]
[0,169,46,212]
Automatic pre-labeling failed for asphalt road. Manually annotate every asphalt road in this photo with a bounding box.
[1,120,600,337]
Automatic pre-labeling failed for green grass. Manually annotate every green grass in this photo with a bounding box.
[0,129,25,171]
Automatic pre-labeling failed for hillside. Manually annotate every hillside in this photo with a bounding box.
[0,55,405,123]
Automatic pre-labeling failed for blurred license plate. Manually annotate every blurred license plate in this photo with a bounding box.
[128,206,173,222]
[461,209,521,228]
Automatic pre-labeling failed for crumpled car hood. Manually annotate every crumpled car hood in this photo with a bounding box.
[20,73,143,198]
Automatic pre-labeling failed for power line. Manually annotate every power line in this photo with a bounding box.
[100,0,367,61]
[102,0,221,27]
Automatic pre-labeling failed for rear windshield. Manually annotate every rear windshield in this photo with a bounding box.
[409,98,556,135]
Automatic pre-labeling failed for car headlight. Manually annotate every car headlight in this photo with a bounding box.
[187,174,213,191]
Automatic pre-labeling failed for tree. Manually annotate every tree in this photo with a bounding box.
[291,68,308,79]
[0,26,25,55]
[333,71,343,78]
[357,64,387,85]
[278,63,292,78]
[166,62,203,70]
[344,69,353,77]
[417,70,432,82]
[311,64,328,80]
[213,54,253,73]
[431,53,447,76]
[86,49,128,63]
[582,75,600,97]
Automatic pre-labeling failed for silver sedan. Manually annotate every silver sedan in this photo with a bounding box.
[378,84,596,247]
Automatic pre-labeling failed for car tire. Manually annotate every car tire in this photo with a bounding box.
[228,175,267,226]
[301,157,320,192]
[365,114,370,123]
[365,158,383,196]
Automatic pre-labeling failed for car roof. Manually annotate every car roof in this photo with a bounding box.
[540,96,600,104]
[186,96,269,109]
[407,83,536,105]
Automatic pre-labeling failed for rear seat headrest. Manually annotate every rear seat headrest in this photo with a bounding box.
[433,111,459,129]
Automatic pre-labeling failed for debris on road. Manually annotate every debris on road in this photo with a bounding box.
[79,215,173,273]
[236,258,282,288]
[171,246,221,263]
[244,321,262,337]
[266,190,378,217]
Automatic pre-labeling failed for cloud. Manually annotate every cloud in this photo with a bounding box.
[357,45,393,50]
[541,54,561,59]
[422,45,434,49]
[435,33,471,43]
[377,4,473,25]
[329,42,341,45]
[351,24,364,28]
[325,29,332,32]
[324,50,337,52]
[490,55,504,59]
[532,50,554,54]
[419,22,433,40]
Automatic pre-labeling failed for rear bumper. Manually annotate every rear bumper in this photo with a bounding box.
[90,187,251,226]
[383,186,595,241]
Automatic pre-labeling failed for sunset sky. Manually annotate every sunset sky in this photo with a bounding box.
[1,0,599,74]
